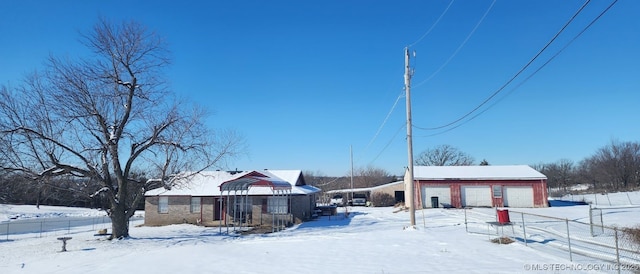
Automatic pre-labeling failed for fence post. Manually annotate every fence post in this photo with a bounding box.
[589,206,593,237]
[5,222,8,241]
[464,208,468,233]
[40,220,44,238]
[68,220,71,234]
[614,228,621,274]
[521,212,527,246]
[566,218,573,262]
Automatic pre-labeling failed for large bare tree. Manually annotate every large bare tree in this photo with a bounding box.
[415,144,475,166]
[0,19,241,239]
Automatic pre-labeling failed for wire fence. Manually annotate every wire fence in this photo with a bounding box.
[462,208,640,274]
[0,216,112,241]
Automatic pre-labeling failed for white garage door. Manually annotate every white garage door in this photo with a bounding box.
[461,186,492,207]
[422,186,451,208]
[504,186,534,208]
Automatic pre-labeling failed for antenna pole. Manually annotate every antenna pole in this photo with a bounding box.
[404,47,416,227]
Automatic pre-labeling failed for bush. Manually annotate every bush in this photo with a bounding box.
[622,226,640,248]
[370,192,396,207]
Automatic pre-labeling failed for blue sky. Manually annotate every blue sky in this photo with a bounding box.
[1,1,638,177]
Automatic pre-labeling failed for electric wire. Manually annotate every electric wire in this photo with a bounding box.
[408,0,456,48]
[368,123,406,165]
[417,0,618,137]
[363,92,404,152]
[413,0,592,131]
[413,0,497,90]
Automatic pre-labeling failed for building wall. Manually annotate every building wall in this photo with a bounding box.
[145,194,317,227]
[415,179,548,208]
[144,196,220,226]
[371,182,405,197]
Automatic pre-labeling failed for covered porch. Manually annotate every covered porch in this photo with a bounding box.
[219,175,292,233]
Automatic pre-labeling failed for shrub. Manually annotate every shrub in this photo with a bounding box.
[622,226,640,248]
[370,192,396,207]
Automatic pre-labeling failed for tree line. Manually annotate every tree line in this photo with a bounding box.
[534,140,640,195]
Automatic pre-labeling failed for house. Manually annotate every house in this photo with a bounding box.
[408,165,548,208]
[144,170,321,228]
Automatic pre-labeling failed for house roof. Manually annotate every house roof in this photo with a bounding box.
[145,170,320,196]
[412,165,546,180]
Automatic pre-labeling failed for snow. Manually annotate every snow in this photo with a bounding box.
[145,170,319,196]
[2,191,640,273]
[0,205,107,221]
[413,165,546,180]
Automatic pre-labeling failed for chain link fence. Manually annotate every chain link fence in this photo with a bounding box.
[462,208,640,274]
[0,216,112,241]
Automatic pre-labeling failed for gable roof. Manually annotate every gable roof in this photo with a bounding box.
[145,170,320,196]
[412,165,546,180]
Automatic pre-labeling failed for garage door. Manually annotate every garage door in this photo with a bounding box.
[503,186,534,207]
[422,186,451,208]
[461,186,492,207]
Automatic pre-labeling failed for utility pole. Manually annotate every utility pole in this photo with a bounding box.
[350,145,354,204]
[404,47,416,228]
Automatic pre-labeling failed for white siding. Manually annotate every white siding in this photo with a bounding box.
[461,186,492,207]
[422,186,451,208]
[504,186,534,208]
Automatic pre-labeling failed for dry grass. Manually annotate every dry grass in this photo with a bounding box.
[490,237,514,244]
[622,226,640,247]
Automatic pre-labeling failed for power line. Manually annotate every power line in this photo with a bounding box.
[416,0,618,137]
[363,92,404,152]
[368,123,405,169]
[413,0,497,89]
[414,0,592,131]
[408,0,456,48]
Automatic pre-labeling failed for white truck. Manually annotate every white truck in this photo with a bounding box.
[350,193,367,206]
[330,194,344,206]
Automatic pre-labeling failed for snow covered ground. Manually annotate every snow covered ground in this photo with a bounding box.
[1,191,639,274]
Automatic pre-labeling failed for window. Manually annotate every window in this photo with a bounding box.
[191,197,201,213]
[158,196,168,214]
[492,185,502,198]
[267,196,288,214]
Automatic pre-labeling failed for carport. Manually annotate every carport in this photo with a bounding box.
[219,175,292,233]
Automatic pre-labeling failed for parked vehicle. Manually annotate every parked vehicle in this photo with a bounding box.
[330,194,344,206]
[350,194,367,206]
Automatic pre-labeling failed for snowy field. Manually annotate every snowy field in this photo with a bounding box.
[1,191,639,274]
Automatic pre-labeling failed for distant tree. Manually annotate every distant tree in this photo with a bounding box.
[303,170,328,187]
[350,166,395,189]
[582,140,640,191]
[542,159,575,192]
[415,145,475,166]
[479,159,490,166]
[0,18,242,239]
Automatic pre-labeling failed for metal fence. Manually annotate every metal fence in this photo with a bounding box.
[0,216,112,241]
[462,208,640,274]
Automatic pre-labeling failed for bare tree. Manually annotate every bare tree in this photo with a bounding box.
[542,159,575,192]
[415,144,475,166]
[583,140,640,191]
[351,166,395,189]
[0,19,242,239]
